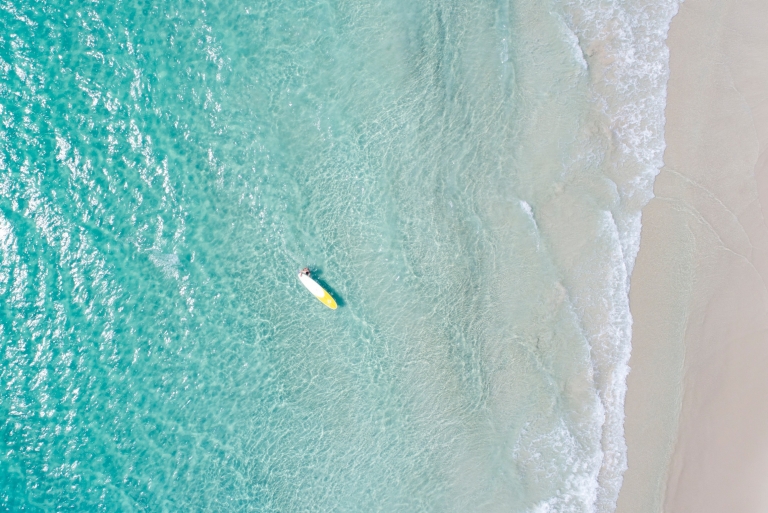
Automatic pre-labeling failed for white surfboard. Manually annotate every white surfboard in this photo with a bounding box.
[298,272,338,309]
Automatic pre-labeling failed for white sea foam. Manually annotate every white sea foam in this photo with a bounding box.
[515,416,603,513]
[556,0,681,510]
[563,0,681,266]
[520,200,542,249]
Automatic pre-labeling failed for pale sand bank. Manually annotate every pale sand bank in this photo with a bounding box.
[617,0,768,511]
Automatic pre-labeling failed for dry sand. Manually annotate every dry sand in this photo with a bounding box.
[616,0,768,511]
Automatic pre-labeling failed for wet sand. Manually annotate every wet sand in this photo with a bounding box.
[617,0,768,511]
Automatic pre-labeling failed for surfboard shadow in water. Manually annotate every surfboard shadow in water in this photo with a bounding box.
[308,268,345,308]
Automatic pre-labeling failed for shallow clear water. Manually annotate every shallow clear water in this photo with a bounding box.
[1,0,677,511]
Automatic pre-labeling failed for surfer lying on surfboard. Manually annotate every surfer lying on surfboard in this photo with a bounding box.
[298,267,337,309]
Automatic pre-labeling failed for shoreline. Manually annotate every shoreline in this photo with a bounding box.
[617,0,768,511]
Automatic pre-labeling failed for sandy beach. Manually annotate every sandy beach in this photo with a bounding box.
[617,0,768,511]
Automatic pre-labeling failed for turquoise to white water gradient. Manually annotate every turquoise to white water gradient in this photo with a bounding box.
[0,0,678,511]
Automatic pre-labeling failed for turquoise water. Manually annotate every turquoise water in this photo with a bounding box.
[1,0,678,511]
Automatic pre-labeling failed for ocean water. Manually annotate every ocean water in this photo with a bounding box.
[0,0,679,511]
